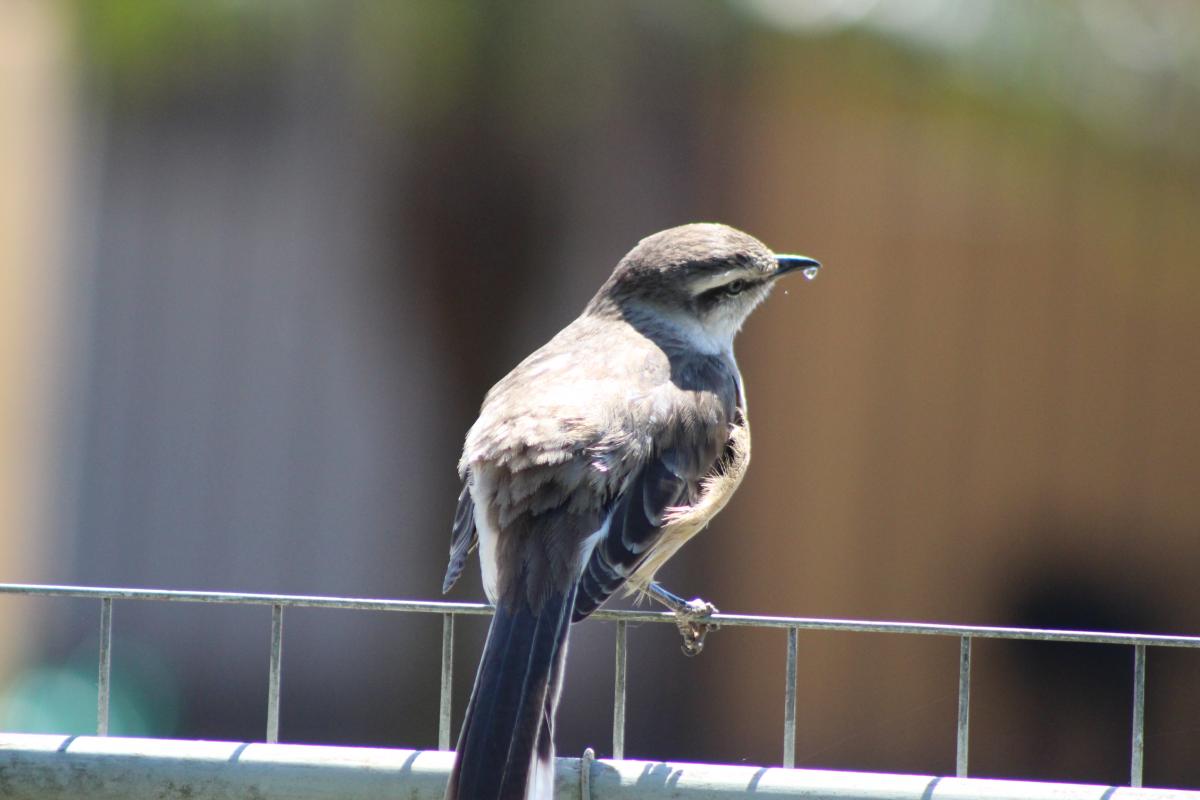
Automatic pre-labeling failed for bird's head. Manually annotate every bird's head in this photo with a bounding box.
[588,223,820,355]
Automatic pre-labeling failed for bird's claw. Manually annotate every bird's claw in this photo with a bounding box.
[673,598,719,657]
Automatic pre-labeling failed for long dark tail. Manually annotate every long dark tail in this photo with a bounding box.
[445,584,576,800]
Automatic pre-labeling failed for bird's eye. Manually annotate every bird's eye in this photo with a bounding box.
[724,279,748,295]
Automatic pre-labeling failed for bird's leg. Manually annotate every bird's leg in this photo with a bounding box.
[646,581,714,616]
[647,582,719,657]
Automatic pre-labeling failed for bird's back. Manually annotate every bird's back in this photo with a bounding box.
[461,310,740,609]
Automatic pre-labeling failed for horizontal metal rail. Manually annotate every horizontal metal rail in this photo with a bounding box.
[4,734,1198,800]
[2,582,1197,788]
[5,582,1200,646]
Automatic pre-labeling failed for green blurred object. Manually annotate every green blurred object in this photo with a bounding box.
[0,640,180,737]
[74,0,287,97]
[0,666,96,735]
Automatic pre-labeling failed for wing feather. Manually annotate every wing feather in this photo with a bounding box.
[443,482,477,593]
[573,448,696,621]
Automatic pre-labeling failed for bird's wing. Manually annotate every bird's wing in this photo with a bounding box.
[442,482,477,593]
[625,405,750,595]
[573,444,706,621]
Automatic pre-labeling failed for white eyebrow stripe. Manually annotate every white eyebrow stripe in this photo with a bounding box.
[689,268,759,295]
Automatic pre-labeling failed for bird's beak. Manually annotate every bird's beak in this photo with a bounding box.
[773,254,822,280]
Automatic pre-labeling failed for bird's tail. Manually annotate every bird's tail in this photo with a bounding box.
[445,583,576,800]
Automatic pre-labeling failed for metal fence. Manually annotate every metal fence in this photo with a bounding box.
[3,582,1199,788]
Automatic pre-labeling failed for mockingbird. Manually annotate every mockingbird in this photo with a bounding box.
[442,223,820,800]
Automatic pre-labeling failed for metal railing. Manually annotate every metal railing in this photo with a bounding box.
[3,582,1200,788]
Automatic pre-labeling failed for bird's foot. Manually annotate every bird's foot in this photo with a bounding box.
[647,582,719,657]
[674,598,719,657]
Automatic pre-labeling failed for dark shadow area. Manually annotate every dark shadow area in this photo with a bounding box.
[977,551,1158,785]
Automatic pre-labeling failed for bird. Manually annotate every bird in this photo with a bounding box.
[441,222,820,800]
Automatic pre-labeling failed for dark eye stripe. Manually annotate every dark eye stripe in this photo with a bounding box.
[697,277,756,308]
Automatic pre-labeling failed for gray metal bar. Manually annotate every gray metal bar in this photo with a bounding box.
[97,598,113,736]
[0,583,497,616]
[266,604,283,744]
[1131,644,1146,787]
[783,626,798,768]
[439,613,454,751]
[581,746,595,800]
[613,620,627,760]
[4,583,1198,649]
[9,733,1200,800]
[956,636,971,777]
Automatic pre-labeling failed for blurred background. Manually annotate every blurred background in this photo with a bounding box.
[2,0,1199,789]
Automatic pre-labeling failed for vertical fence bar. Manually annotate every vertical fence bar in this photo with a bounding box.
[439,613,455,750]
[783,626,798,768]
[266,604,284,744]
[956,636,971,777]
[1131,644,1146,787]
[613,620,627,760]
[97,597,113,736]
